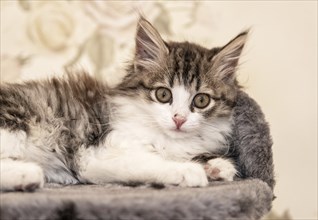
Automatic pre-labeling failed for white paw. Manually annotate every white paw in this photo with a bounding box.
[204,158,236,181]
[0,160,44,192]
[164,163,208,187]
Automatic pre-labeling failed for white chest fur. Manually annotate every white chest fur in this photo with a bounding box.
[106,113,232,162]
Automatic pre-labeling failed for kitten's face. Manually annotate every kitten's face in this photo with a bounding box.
[148,83,221,138]
[115,18,247,139]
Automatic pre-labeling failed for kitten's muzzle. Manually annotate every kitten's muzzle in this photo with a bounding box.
[172,114,187,130]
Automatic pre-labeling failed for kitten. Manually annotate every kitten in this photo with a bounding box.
[0,17,247,191]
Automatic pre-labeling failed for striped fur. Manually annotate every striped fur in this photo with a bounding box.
[0,73,110,184]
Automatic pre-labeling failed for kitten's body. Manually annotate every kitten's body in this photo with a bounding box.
[0,18,247,191]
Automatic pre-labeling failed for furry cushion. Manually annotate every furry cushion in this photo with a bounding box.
[0,91,275,220]
[1,180,272,220]
[230,91,275,189]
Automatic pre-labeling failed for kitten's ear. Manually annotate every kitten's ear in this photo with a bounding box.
[135,17,168,67]
[211,31,248,83]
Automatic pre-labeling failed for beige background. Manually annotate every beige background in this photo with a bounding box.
[1,1,317,219]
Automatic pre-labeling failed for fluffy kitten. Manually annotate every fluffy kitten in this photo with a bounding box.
[0,18,247,191]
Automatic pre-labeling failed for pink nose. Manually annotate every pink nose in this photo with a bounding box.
[172,114,187,129]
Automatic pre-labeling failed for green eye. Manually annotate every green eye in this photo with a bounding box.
[155,87,172,103]
[193,93,211,109]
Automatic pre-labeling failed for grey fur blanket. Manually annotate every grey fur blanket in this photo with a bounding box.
[0,91,275,220]
[1,180,272,220]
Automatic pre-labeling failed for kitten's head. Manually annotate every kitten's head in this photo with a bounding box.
[115,17,247,138]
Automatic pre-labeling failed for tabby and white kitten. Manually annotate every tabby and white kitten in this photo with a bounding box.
[0,18,247,191]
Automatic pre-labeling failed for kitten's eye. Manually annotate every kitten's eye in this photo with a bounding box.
[155,87,172,103]
[193,93,211,109]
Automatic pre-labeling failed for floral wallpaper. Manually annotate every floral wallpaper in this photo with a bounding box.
[1,1,318,219]
[1,1,201,86]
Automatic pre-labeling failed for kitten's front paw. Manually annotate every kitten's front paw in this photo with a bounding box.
[165,163,208,187]
[0,160,44,192]
[204,158,236,181]
[180,163,209,187]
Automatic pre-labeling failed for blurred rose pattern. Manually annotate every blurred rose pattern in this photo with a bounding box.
[0,0,198,85]
[27,2,75,51]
